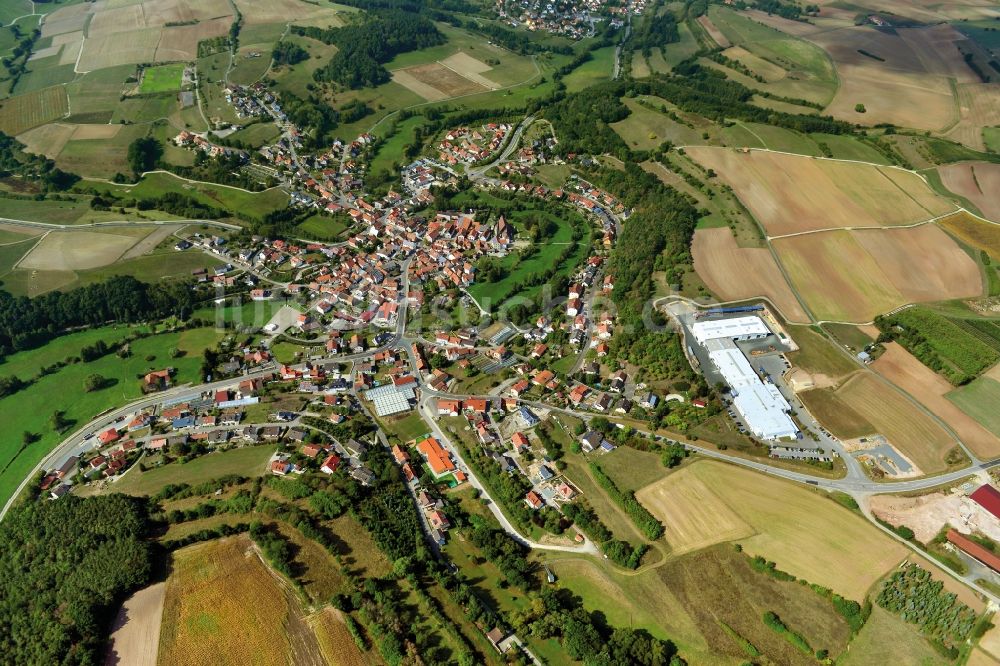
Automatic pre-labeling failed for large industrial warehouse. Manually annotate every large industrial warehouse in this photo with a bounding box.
[692,316,799,441]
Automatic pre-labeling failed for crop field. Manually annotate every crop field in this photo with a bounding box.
[635,467,753,554]
[691,227,808,323]
[592,446,668,493]
[696,15,730,48]
[938,163,1000,223]
[708,6,837,104]
[235,0,345,24]
[686,147,955,236]
[799,386,875,438]
[139,63,185,93]
[310,608,373,666]
[53,123,151,177]
[786,324,859,383]
[772,225,980,322]
[18,228,150,271]
[939,211,1000,259]
[0,86,68,136]
[839,606,949,666]
[159,535,323,666]
[873,342,1000,460]
[836,373,960,474]
[63,65,132,124]
[392,63,487,101]
[155,17,235,64]
[637,459,906,599]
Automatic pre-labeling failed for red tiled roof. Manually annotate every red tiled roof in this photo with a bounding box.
[971,484,1000,521]
[947,529,1000,572]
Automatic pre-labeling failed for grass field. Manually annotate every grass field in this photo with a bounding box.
[786,325,859,382]
[82,171,289,219]
[0,325,226,505]
[100,445,275,497]
[592,446,668,493]
[563,46,616,93]
[611,98,704,149]
[947,375,1000,441]
[839,605,949,666]
[159,535,321,666]
[708,6,836,105]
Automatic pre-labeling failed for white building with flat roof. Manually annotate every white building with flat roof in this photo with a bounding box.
[695,316,798,441]
[691,316,770,345]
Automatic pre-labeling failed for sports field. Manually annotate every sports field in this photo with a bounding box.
[938,163,1000,223]
[139,63,185,93]
[874,342,1000,460]
[634,459,907,600]
[691,227,808,322]
[686,147,955,236]
[159,535,323,666]
[836,373,960,475]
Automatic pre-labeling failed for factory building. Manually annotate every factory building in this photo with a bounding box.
[693,316,799,441]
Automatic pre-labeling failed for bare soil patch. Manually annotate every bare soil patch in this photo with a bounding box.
[870,491,1000,545]
[873,342,1000,459]
[939,163,1000,223]
[691,227,808,322]
[104,582,166,666]
[439,52,500,89]
[400,63,486,98]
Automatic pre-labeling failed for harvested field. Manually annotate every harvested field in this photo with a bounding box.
[691,227,808,322]
[58,38,82,65]
[774,231,903,322]
[155,17,233,63]
[831,62,955,131]
[18,229,149,271]
[696,15,729,48]
[310,607,372,666]
[773,224,978,323]
[40,3,91,38]
[159,535,324,666]
[391,63,486,101]
[939,211,1000,259]
[104,582,166,666]
[78,27,160,71]
[69,123,121,140]
[836,373,960,475]
[635,466,753,554]
[16,122,76,158]
[799,387,874,439]
[685,147,954,236]
[874,342,1000,459]
[636,459,907,599]
[0,86,68,136]
[852,225,982,304]
[119,224,182,260]
[234,0,342,24]
[939,163,1000,223]
[946,83,1000,151]
[439,52,501,89]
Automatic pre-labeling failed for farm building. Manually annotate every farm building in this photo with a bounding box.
[947,529,1000,573]
[970,484,1000,522]
[693,316,798,441]
[691,316,770,345]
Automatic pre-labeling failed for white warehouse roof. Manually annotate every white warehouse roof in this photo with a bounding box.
[691,316,770,345]
[707,342,798,441]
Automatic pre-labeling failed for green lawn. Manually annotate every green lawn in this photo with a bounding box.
[947,377,1000,438]
[983,127,1000,154]
[810,133,892,164]
[139,63,185,94]
[0,325,226,506]
[296,213,351,241]
[369,115,427,177]
[226,122,282,148]
[594,446,668,493]
[0,236,36,277]
[101,445,276,497]
[376,411,432,443]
